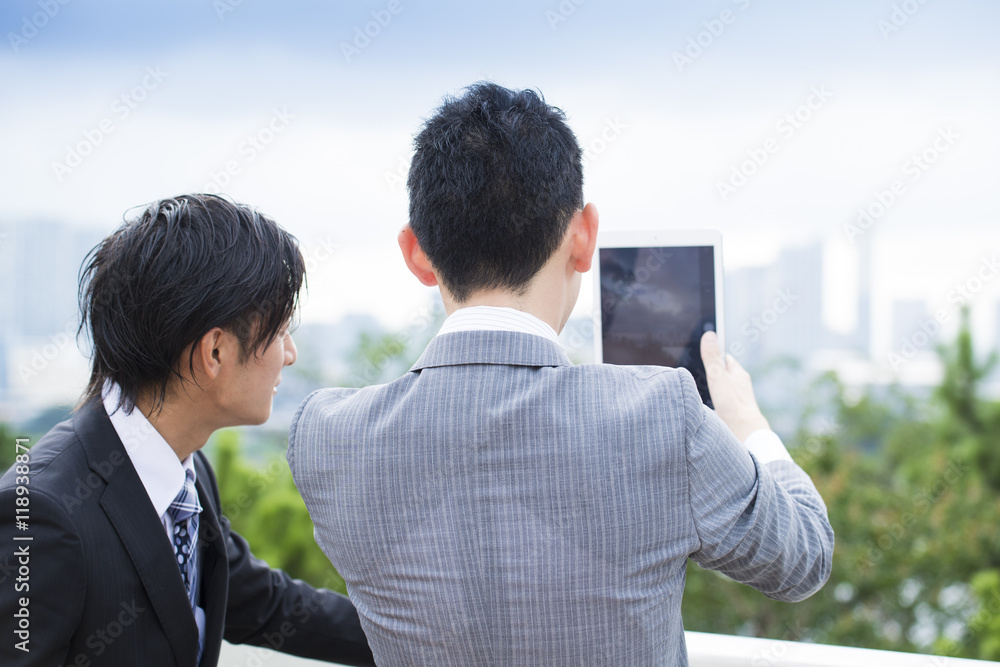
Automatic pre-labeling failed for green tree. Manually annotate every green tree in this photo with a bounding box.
[959,570,1000,660]
[207,430,348,595]
[0,423,16,472]
[682,308,1000,659]
[934,309,1000,490]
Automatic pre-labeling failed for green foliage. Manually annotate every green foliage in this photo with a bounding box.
[0,422,49,475]
[968,570,1000,660]
[935,309,1000,491]
[682,307,1000,659]
[0,423,15,472]
[344,331,421,387]
[207,430,347,596]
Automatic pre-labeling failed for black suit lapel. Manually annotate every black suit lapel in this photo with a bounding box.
[74,401,200,666]
[193,458,229,667]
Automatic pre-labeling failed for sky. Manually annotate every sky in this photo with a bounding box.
[2,0,998,347]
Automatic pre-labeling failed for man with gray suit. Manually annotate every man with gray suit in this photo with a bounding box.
[288,82,834,666]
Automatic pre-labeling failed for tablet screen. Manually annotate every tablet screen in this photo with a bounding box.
[599,245,717,407]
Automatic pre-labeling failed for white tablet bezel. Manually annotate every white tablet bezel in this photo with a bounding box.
[592,229,725,364]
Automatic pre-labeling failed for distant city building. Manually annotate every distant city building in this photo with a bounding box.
[0,221,16,421]
[9,221,101,337]
[856,233,873,359]
[1,221,103,421]
[891,300,932,350]
[0,328,8,419]
[725,241,825,368]
[995,300,1000,353]
[2,221,994,422]
[0,222,11,416]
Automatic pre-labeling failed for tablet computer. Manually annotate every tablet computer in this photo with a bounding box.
[593,230,725,408]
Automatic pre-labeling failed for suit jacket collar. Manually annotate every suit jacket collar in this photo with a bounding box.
[410,330,572,372]
[102,382,191,520]
[72,400,202,665]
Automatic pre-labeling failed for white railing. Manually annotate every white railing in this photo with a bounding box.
[218,633,995,666]
[684,631,991,666]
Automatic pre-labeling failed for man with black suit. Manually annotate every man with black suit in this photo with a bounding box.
[0,195,374,666]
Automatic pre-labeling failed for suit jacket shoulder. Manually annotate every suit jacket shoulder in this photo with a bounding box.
[0,404,189,665]
[0,402,375,666]
[289,330,832,667]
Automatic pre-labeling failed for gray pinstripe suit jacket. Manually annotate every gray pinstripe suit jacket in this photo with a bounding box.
[288,330,834,666]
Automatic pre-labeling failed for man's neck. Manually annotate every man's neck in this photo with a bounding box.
[442,288,567,334]
[135,393,213,462]
[440,249,581,333]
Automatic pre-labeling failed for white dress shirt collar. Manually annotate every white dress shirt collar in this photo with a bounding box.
[102,382,196,519]
[436,305,561,344]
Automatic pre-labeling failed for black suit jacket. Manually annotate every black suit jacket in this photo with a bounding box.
[0,400,375,666]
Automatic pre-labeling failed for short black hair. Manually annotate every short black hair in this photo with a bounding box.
[407,82,584,302]
[78,194,306,415]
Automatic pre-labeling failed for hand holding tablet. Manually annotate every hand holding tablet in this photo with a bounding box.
[699,330,771,441]
[594,230,725,408]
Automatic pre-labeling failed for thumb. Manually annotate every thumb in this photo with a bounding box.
[700,330,725,373]
[724,353,743,372]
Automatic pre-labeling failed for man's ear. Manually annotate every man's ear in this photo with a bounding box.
[398,226,439,287]
[191,328,227,381]
[570,202,599,273]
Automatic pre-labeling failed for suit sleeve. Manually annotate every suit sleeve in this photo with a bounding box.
[0,488,86,665]
[679,370,835,602]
